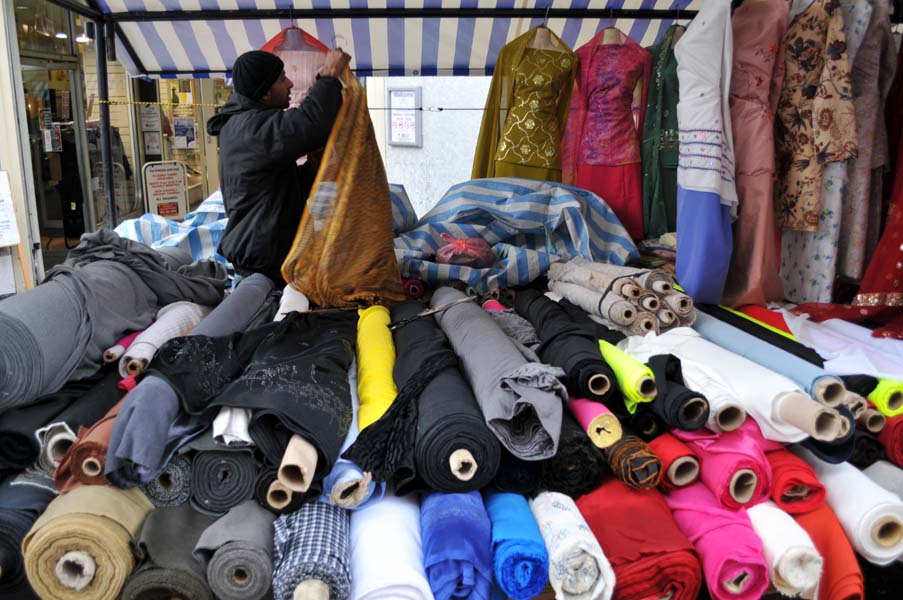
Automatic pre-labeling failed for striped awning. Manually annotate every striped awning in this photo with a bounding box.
[90,1,701,78]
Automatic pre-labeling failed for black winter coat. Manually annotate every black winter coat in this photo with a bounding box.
[206,77,343,282]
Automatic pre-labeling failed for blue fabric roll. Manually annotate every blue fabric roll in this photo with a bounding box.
[676,188,732,304]
[484,491,549,600]
[692,310,845,403]
[421,491,492,600]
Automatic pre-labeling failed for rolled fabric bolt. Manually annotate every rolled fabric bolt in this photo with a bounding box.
[605,435,662,489]
[715,405,747,431]
[598,340,657,413]
[628,311,660,336]
[357,305,399,430]
[482,299,507,311]
[664,292,694,316]
[449,449,477,482]
[747,501,822,598]
[766,449,826,515]
[658,308,677,327]
[859,409,887,434]
[568,397,623,449]
[578,260,676,296]
[549,280,637,326]
[278,435,318,493]
[103,330,141,364]
[276,284,310,321]
[845,392,868,418]
[402,278,425,300]
[81,456,103,477]
[869,379,903,417]
[636,293,661,312]
[648,433,701,489]
[46,429,76,464]
[119,301,212,378]
[331,472,374,507]
[267,480,294,511]
[777,392,842,441]
[863,460,903,502]
[55,550,96,591]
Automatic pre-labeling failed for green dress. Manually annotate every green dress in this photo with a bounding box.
[641,25,682,238]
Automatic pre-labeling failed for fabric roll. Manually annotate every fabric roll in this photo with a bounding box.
[851,429,887,470]
[484,308,542,347]
[277,434,318,493]
[193,500,275,600]
[598,340,657,414]
[421,491,492,600]
[843,374,880,397]
[190,446,258,516]
[694,311,847,406]
[514,289,619,404]
[747,501,822,598]
[627,310,660,337]
[357,306,399,430]
[766,449,826,514]
[664,483,769,600]
[604,434,663,489]
[578,261,676,295]
[482,298,507,311]
[492,451,541,497]
[793,445,903,565]
[431,286,567,460]
[273,502,351,600]
[577,479,702,600]
[484,491,548,600]
[880,414,903,467]
[864,460,903,502]
[547,280,638,329]
[870,378,903,417]
[275,284,310,321]
[122,502,216,600]
[212,407,254,447]
[350,492,432,600]
[254,466,305,515]
[403,278,425,300]
[648,433,700,489]
[795,504,864,600]
[103,330,141,363]
[858,556,903,600]
[0,473,57,599]
[141,453,192,507]
[53,397,125,492]
[538,412,606,498]
[567,397,622,449]
[548,260,642,302]
[801,404,856,464]
[23,485,153,600]
[859,408,887,434]
[119,301,212,377]
[625,409,667,442]
[646,354,710,431]
[672,421,772,509]
[529,491,614,600]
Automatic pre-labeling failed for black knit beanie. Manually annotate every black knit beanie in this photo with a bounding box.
[232,50,285,101]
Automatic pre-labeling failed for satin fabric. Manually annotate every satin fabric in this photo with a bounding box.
[484,491,549,600]
[648,433,700,489]
[598,340,655,415]
[878,414,903,467]
[357,306,399,431]
[765,449,826,514]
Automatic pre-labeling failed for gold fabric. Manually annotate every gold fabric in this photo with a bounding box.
[281,69,405,307]
[23,486,153,600]
[472,28,577,181]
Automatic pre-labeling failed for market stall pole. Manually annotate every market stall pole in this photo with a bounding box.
[95,18,117,228]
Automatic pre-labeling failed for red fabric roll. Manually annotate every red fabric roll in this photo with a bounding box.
[766,448,826,514]
[648,433,699,489]
[879,414,903,467]
[576,478,703,600]
[53,398,124,493]
[795,504,864,600]
[737,305,793,335]
[402,278,425,300]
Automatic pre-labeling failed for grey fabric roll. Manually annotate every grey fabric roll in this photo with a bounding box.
[141,454,192,507]
[193,273,277,337]
[486,309,542,347]
[193,500,275,600]
[431,287,567,460]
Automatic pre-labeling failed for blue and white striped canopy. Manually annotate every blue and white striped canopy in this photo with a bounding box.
[93,0,700,78]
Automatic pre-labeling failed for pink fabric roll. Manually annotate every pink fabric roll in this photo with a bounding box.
[568,397,622,448]
[665,482,770,600]
[116,331,141,350]
[672,420,772,510]
[482,299,507,311]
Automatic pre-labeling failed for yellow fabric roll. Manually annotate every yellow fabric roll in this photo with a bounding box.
[356,305,398,430]
[23,485,153,600]
[598,340,657,414]
[869,378,903,417]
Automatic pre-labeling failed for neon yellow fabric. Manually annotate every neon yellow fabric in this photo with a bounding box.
[869,378,903,417]
[599,340,656,414]
[356,306,398,430]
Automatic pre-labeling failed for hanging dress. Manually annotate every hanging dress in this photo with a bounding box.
[779,0,861,303]
[562,29,651,241]
[674,0,738,304]
[722,0,791,307]
[641,25,683,239]
[472,28,577,182]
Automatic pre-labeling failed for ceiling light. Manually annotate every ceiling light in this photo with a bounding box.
[76,33,91,43]
[55,32,68,39]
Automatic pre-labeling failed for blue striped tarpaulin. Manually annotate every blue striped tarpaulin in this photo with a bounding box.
[93,0,700,78]
[394,177,639,292]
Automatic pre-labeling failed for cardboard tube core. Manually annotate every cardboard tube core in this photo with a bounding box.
[278,435,318,493]
[730,469,757,504]
[267,481,292,510]
[589,414,623,449]
[640,296,660,311]
[814,380,845,407]
[724,572,750,594]
[621,283,642,299]
[888,391,903,412]
[638,377,657,398]
[159,472,173,491]
[126,358,147,376]
[872,517,903,548]
[680,398,707,424]
[588,374,611,396]
[450,449,477,481]
[845,393,867,418]
[667,456,699,487]
[233,568,249,585]
[81,457,102,477]
[782,485,810,502]
[860,409,887,434]
[778,393,840,441]
[294,580,330,600]
[716,405,746,431]
[55,551,96,591]
[838,416,851,438]
[50,436,75,461]
[331,472,372,508]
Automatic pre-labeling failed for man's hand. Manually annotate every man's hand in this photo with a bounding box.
[320,48,351,79]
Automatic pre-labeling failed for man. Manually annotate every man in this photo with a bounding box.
[207,48,351,283]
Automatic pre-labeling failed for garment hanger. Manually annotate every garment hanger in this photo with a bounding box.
[528,4,563,51]
[670,11,686,48]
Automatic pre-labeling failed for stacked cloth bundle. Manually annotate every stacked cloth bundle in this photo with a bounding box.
[548,257,695,335]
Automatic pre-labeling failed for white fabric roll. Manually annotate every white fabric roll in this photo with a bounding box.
[276,285,310,321]
[619,328,810,442]
[864,460,903,502]
[747,501,822,598]
[212,407,254,447]
[118,301,212,377]
[350,492,433,600]
[530,491,615,600]
[34,423,77,471]
[792,446,903,565]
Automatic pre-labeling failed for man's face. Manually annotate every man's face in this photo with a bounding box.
[261,71,294,109]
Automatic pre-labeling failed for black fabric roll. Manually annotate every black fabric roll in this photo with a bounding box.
[253,466,308,514]
[696,304,826,366]
[122,503,217,600]
[604,434,662,489]
[492,450,542,497]
[515,289,621,404]
[801,405,856,464]
[850,429,887,470]
[190,448,258,515]
[149,311,357,490]
[557,298,626,345]
[626,410,667,442]
[646,354,709,431]
[539,412,606,498]
[393,301,501,494]
[0,474,57,599]
[0,395,73,469]
[842,374,880,397]
[142,453,192,507]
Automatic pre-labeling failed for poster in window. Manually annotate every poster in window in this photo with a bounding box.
[173,117,197,149]
[144,131,162,155]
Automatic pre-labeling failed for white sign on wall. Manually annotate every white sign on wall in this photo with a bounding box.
[143,161,188,219]
[388,88,422,147]
[0,171,21,248]
[140,105,162,132]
